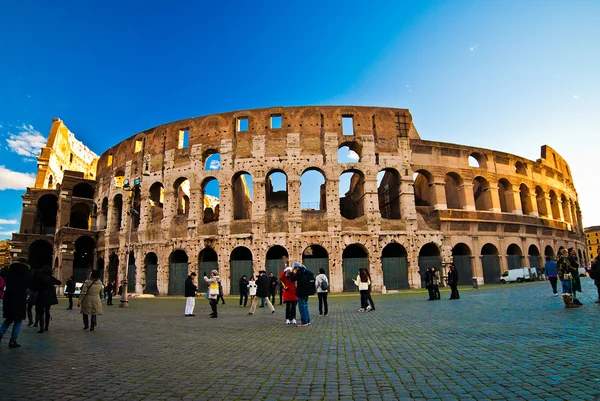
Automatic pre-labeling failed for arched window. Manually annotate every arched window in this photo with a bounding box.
[202,177,220,223]
[339,169,365,220]
[338,142,361,163]
[173,178,190,217]
[445,173,462,209]
[266,170,288,209]
[232,172,253,220]
[413,171,433,207]
[378,169,401,219]
[300,168,326,211]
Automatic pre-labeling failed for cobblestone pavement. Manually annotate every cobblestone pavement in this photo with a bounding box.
[1,279,600,401]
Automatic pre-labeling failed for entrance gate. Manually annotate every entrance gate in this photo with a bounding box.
[128,264,136,293]
[418,256,442,287]
[482,255,501,284]
[145,264,158,295]
[343,258,369,292]
[381,257,409,290]
[168,263,188,295]
[230,260,253,295]
[452,255,473,285]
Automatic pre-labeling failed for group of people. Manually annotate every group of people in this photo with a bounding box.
[422,265,460,301]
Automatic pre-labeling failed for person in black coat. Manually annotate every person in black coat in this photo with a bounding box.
[248,271,275,314]
[268,272,278,305]
[0,261,31,348]
[568,248,582,305]
[105,280,115,305]
[423,268,435,301]
[65,276,76,310]
[34,265,61,333]
[238,275,249,307]
[447,264,460,300]
[184,272,197,317]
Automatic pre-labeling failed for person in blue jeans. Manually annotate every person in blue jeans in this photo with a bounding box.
[290,262,312,327]
[0,261,31,348]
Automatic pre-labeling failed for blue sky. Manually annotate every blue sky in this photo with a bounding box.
[1,0,598,239]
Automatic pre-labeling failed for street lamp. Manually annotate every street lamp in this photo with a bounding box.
[120,177,141,308]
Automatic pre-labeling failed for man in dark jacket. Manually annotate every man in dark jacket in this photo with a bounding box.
[268,272,278,305]
[248,271,275,315]
[447,264,460,300]
[423,268,435,301]
[105,280,115,305]
[239,275,249,307]
[568,248,582,305]
[0,261,31,348]
[65,276,76,310]
[184,272,197,317]
[290,262,313,326]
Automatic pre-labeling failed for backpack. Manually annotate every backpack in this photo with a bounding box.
[319,277,328,291]
[303,269,316,296]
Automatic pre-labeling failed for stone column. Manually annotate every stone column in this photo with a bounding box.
[505,189,522,215]
[488,184,501,213]
[459,183,476,211]
[430,181,447,210]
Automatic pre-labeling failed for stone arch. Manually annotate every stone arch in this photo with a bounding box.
[339,169,365,220]
[168,249,188,295]
[266,170,288,210]
[528,244,541,271]
[112,194,123,231]
[481,243,501,284]
[96,257,104,281]
[173,177,190,217]
[515,161,527,175]
[35,194,58,235]
[301,168,326,211]
[70,203,91,229]
[108,252,119,284]
[418,242,442,287]
[381,242,409,290]
[72,183,95,199]
[338,141,362,163]
[149,182,164,222]
[519,184,533,215]
[444,173,463,209]
[549,190,560,220]
[506,243,523,270]
[265,245,289,273]
[544,245,555,258]
[203,149,221,171]
[451,243,473,285]
[198,247,218,293]
[28,239,53,271]
[201,177,220,223]
[144,252,159,295]
[74,236,95,282]
[230,247,253,295]
[468,152,487,169]
[302,245,330,279]
[413,170,433,207]
[561,194,571,223]
[232,172,253,220]
[473,176,492,211]
[535,186,548,217]
[342,244,369,292]
[377,168,401,219]
[99,197,108,230]
[127,252,136,293]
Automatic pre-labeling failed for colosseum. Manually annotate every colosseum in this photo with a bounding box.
[10,106,587,296]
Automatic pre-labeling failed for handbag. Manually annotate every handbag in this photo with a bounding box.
[563,273,573,280]
[208,282,219,295]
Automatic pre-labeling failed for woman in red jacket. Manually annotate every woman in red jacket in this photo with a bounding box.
[279,267,298,325]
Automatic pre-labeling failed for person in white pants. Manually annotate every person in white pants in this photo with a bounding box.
[184,272,198,317]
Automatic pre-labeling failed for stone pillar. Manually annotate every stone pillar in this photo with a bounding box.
[488,184,501,213]
[430,181,447,210]
[528,191,539,217]
[506,189,522,215]
[555,198,565,222]
[459,183,476,211]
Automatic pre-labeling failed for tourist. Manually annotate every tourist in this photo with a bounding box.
[79,270,103,331]
[247,276,257,305]
[34,265,61,333]
[248,271,275,315]
[184,272,197,317]
[217,280,225,305]
[105,280,115,305]
[544,256,559,296]
[0,261,31,348]
[364,269,376,311]
[0,270,5,303]
[268,272,278,305]
[447,264,460,300]
[568,248,582,305]
[238,275,249,307]
[315,267,329,316]
[279,267,297,324]
[279,256,290,305]
[26,273,38,327]
[353,268,371,312]
[290,262,314,326]
[557,248,579,308]
[432,266,441,300]
[65,276,76,310]
[423,267,435,301]
[590,246,600,304]
[204,270,220,318]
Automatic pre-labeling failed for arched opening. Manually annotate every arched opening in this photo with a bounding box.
[173,178,190,217]
[544,245,555,259]
[381,243,409,290]
[418,243,441,287]
[132,187,141,229]
[232,172,253,220]
[497,179,511,213]
[302,245,330,279]
[70,203,91,229]
[528,245,541,271]
[468,152,487,169]
[515,161,527,175]
[96,257,104,282]
[144,253,159,295]
[149,182,164,222]
[112,195,123,231]
[377,169,401,219]
[481,244,501,284]
[535,186,548,217]
[74,236,95,282]
[519,184,533,215]
[339,169,365,220]
[108,253,119,284]
[265,245,289,273]
[342,244,369,292]
[201,177,220,223]
[127,252,136,293]
[473,176,491,211]
[506,244,523,270]
[168,250,188,295]
[451,243,473,285]
[72,183,95,199]
[300,168,326,211]
[413,170,433,207]
[549,190,560,220]
[198,247,218,293]
[561,195,571,223]
[337,142,361,163]
[266,170,288,209]
[99,197,108,230]
[28,240,53,271]
[444,173,462,210]
[203,150,221,171]
[35,194,58,235]
[230,247,253,295]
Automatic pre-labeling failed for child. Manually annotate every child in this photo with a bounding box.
[247,276,257,304]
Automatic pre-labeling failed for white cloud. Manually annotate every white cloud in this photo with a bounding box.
[0,166,36,190]
[5,124,47,159]
[573,95,580,99]
[347,151,360,161]
[209,159,221,170]
[469,44,479,52]
[0,219,18,224]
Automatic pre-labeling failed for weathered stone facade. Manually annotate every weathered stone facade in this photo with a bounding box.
[10,106,587,294]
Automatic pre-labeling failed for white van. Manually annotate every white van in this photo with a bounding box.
[500,268,537,283]
[63,282,83,297]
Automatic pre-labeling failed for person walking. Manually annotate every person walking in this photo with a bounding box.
[353,268,370,312]
[279,267,297,324]
[184,272,197,317]
[79,270,103,330]
[238,275,249,307]
[557,248,579,308]
[423,267,435,301]
[544,256,559,296]
[34,265,61,333]
[315,268,329,316]
[216,280,225,305]
[204,270,220,318]
[364,269,376,311]
[290,262,314,326]
[248,271,275,315]
[279,256,289,305]
[248,276,257,305]
[432,267,441,300]
[590,246,600,304]
[568,248,582,305]
[0,261,31,348]
[447,264,460,300]
[105,280,115,305]
[65,276,76,310]
[268,272,278,305]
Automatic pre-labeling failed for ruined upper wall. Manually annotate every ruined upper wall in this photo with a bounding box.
[35,118,99,189]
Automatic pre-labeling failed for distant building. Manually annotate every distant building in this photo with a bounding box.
[0,240,11,269]
[584,226,600,259]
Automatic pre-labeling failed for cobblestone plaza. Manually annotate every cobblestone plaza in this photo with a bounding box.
[1,281,599,401]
